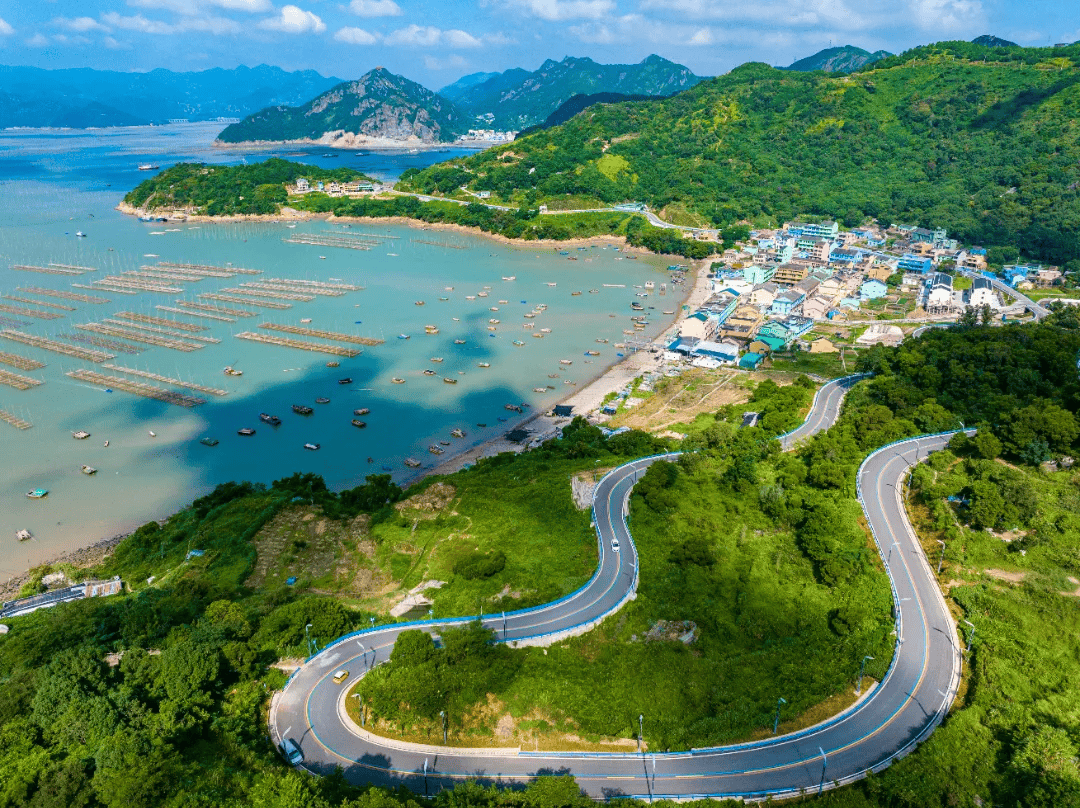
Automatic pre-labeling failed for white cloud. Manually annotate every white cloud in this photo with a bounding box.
[334,25,380,44]
[102,10,241,34]
[258,5,326,34]
[53,33,93,45]
[483,31,517,45]
[54,17,111,32]
[444,29,483,47]
[910,0,984,33]
[349,0,403,17]
[687,27,713,45]
[0,17,13,36]
[385,24,485,47]
[386,23,442,46]
[567,22,613,43]
[511,0,615,21]
[210,0,274,11]
[26,33,49,46]
[103,35,131,49]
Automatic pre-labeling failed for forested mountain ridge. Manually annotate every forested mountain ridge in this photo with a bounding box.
[447,54,706,129]
[217,68,469,145]
[403,41,1080,263]
[0,64,343,129]
[784,45,892,73]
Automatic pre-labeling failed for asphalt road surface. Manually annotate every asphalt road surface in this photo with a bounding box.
[271,388,965,800]
[779,374,869,450]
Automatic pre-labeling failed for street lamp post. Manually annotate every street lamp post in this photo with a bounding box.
[440,710,447,744]
[369,616,376,630]
[856,655,874,696]
[936,540,946,575]
[356,641,366,670]
[305,623,313,657]
[888,541,900,564]
[638,714,644,753]
[962,619,975,653]
[773,697,787,735]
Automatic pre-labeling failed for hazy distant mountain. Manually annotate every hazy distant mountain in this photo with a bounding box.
[783,46,892,73]
[0,64,343,129]
[218,68,470,145]
[972,35,1019,48]
[516,91,670,138]
[449,55,706,129]
[438,71,503,103]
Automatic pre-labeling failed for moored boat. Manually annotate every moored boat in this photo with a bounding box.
[586,350,600,356]
[292,404,314,415]
[238,427,256,436]
[430,357,443,363]
[404,458,422,468]
[316,397,330,404]
[72,430,91,439]
[454,339,466,345]
[354,408,370,416]
[224,366,243,376]
[352,419,367,428]
[339,377,352,384]
[200,437,219,446]
[423,369,437,376]
[428,445,445,455]
[26,488,48,499]
[533,387,547,393]
[260,412,282,426]
[81,465,97,475]
[477,362,490,368]
[512,340,525,346]
[451,428,465,438]
[398,334,410,340]
[326,361,340,368]
[392,377,405,384]
[560,359,573,365]
[443,377,457,384]
[16,529,32,541]
[304,443,320,451]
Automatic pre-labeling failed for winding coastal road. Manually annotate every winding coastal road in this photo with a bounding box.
[271,376,966,800]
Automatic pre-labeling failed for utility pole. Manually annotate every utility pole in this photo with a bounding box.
[638,714,644,753]
[936,540,946,575]
[856,655,874,696]
[305,623,313,657]
[963,619,975,653]
[440,710,447,744]
[773,697,787,735]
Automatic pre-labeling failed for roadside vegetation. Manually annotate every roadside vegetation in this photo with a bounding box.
[3,315,1080,806]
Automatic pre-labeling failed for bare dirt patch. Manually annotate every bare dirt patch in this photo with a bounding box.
[610,368,753,432]
[984,568,1026,584]
[395,482,456,517]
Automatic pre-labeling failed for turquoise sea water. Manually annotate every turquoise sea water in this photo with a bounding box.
[0,124,674,574]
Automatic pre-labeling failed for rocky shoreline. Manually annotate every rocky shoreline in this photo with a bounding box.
[1,533,128,601]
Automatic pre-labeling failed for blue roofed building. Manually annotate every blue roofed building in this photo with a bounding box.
[859,279,888,300]
[898,254,933,274]
[770,289,806,316]
[739,352,765,370]
[742,264,776,285]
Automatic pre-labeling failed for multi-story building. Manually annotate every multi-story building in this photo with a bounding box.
[718,304,764,343]
[966,277,1001,309]
[924,272,955,315]
[773,263,809,286]
[742,264,776,285]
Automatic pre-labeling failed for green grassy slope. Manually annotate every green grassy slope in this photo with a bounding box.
[403,41,1080,263]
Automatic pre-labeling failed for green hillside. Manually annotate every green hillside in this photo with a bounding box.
[123,159,368,215]
[218,68,470,145]
[403,41,1080,263]
[784,45,892,73]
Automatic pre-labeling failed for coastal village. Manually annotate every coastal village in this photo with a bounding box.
[662,218,1060,373]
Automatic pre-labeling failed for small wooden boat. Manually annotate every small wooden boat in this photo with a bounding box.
[428,445,445,455]
[327,361,340,368]
[489,319,500,324]
[354,408,370,416]
[477,423,487,427]
[541,328,552,333]
[80,464,97,476]
[560,359,573,365]
[513,340,525,346]
[26,488,48,499]
[200,437,219,446]
[260,412,282,426]
[533,387,547,393]
[398,334,410,340]
[477,362,490,368]
[586,350,600,356]
[505,404,523,413]
[487,326,497,332]
[502,276,516,281]
[293,404,314,415]
[430,357,444,363]
[224,366,243,376]
[439,296,450,301]
[425,325,439,334]
[490,306,499,311]
[352,419,367,428]
[589,289,600,294]
[72,430,91,440]
[571,291,582,296]
[454,339,466,345]
[392,377,405,384]
[404,458,422,468]
[547,282,557,286]
[478,291,489,298]
[596,338,609,343]
[466,295,476,300]
[16,529,32,541]
[423,369,437,376]
[148,431,156,437]
[548,373,559,378]
[443,377,457,384]
[532,333,543,338]
[451,428,465,438]
[414,301,425,306]
[238,428,256,436]
[304,443,320,451]
[440,440,451,446]
[498,300,509,304]
[316,397,330,404]
[301,318,313,323]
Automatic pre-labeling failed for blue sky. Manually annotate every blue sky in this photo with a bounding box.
[0,0,1076,88]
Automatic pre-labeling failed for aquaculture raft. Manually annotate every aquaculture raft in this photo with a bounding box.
[18,287,111,304]
[0,352,45,371]
[101,364,228,397]
[0,368,43,390]
[257,322,384,346]
[66,369,206,408]
[0,407,32,429]
[234,332,361,358]
[0,329,114,362]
